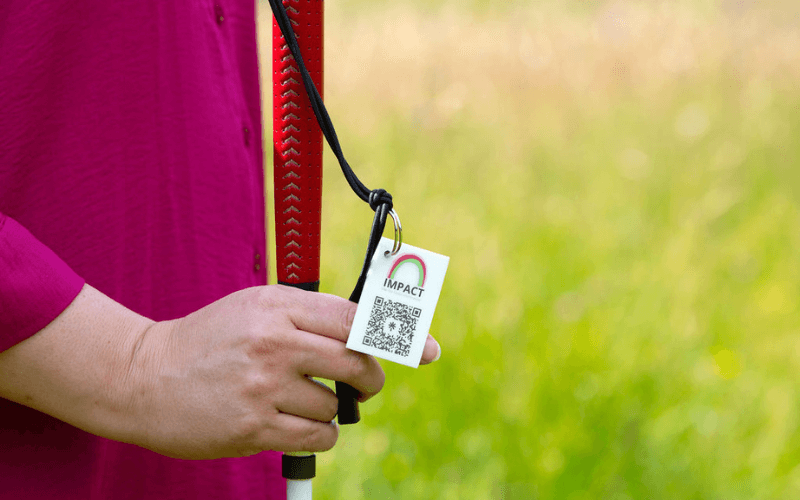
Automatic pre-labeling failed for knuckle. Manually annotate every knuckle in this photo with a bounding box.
[299,427,317,452]
[299,423,337,452]
[323,394,339,423]
[346,352,369,380]
[247,330,291,361]
[359,362,385,401]
[374,364,386,393]
[344,354,384,398]
[246,332,273,356]
[319,425,338,452]
[340,304,357,339]
[241,371,276,399]
[255,285,278,308]
[258,284,295,309]
[232,415,263,449]
[308,379,338,422]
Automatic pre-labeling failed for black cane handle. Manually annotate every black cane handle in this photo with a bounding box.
[335,381,361,424]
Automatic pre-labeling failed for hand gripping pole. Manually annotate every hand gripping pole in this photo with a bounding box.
[274,3,323,499]
[273,2,358,499]
[272,0,360,426]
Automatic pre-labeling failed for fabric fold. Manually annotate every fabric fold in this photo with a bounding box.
[0,212,85,352]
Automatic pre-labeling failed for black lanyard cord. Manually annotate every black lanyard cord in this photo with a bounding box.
[269,0,393,211]
[269,0,393,304]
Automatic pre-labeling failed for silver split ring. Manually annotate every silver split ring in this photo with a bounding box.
[385,209,402,257]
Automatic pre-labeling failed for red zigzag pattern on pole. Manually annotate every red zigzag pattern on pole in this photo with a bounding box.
[273,0,324,285]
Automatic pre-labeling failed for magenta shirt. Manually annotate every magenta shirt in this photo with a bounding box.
[0,1,284,498]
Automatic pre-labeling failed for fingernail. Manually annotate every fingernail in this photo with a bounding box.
[432,339,441,362]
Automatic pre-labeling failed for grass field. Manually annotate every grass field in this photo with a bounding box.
[259,1,800,498]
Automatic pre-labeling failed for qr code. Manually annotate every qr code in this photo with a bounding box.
[362,296,422,357]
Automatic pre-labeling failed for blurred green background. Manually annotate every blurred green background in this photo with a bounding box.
[260,1,800,498]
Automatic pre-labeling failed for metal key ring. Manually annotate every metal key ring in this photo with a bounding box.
[385,209,402,257]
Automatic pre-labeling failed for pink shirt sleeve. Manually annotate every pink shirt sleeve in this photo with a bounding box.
[0,212,85,352]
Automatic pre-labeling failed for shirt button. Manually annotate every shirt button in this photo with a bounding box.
[243,126,251,146]
[215,4,224,25]
[254,263,261,271]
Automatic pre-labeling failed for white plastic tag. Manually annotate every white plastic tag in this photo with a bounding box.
[346,237,449,368]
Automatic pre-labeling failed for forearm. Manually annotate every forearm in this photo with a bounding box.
[0,283,154,445]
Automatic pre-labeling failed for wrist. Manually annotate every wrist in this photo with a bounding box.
[0,284,158,447]
[115,317,169,449]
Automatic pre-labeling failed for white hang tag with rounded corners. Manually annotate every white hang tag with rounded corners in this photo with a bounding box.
[346,237,449,368]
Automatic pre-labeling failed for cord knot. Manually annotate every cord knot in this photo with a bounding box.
[368,189,393,212]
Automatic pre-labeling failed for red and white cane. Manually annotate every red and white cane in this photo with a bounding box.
[272,2,326,499]
[272,0,400,497]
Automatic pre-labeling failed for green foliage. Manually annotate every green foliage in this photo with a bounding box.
[266,1,800,498]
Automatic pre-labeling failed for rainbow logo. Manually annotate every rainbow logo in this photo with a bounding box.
[388,254,427,287]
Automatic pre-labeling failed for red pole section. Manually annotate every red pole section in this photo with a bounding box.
[273,0,324,289]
